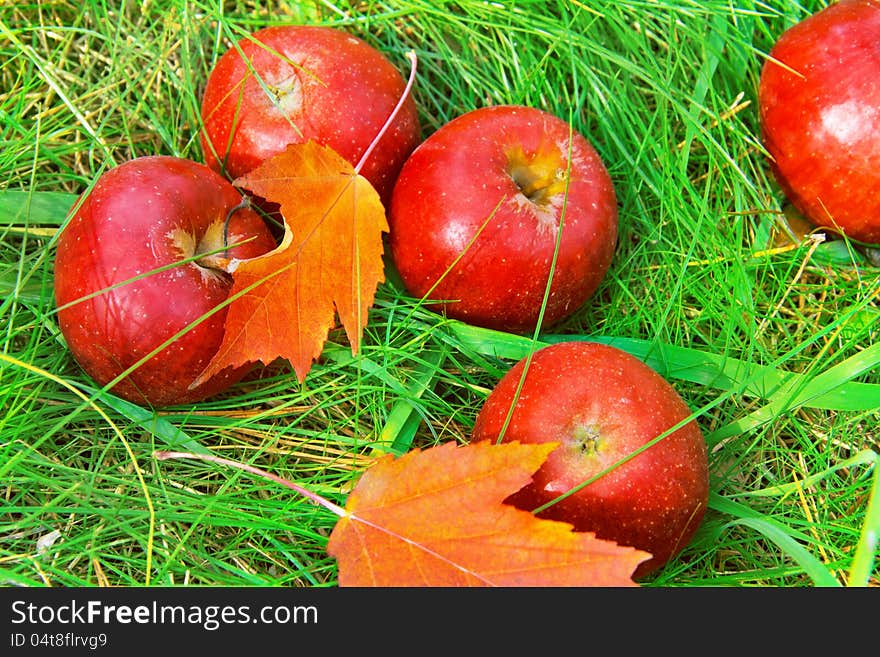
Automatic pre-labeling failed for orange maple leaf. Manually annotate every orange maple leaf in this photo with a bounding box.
[326,441,651,586]
[196,141,387,384]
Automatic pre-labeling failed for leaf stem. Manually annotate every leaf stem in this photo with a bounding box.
[154,450,348,517]
[354,50,418,175]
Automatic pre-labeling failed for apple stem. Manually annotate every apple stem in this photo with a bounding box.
[154,450,348,518]
[354,50,418,176]
[222,196,253,254]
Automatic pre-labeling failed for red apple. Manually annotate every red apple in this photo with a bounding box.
[758,0,880,244]
[53,155,277,407]
[472,341,709,578]
[199,24,421,204]
[388,105,618,333]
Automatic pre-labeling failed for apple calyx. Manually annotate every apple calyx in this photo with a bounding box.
[176,197,265,276]
[506,144,568,205]
[505,143,570,234]
[169,222,232,281]
[269,72,304,115]
[571,423,602,457]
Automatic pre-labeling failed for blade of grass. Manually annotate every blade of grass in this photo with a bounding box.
[0,190,78,225]
[0,352,156,585]
[446,322,880,413]
[77,384,212,456]
[710,342,880,441]
[847,452,880,587]
[709,493,842,587]
[379,347,447,455]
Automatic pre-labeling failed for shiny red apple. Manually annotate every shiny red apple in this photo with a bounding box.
[388,105,618,333]
[54,155,276,407]
[472,341,709,578]
[199,24,421,203]
[759,0,880,244]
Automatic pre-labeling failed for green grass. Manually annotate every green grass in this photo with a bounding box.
[1,0,878,587]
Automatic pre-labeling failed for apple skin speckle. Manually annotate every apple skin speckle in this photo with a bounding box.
[53,156,276,407]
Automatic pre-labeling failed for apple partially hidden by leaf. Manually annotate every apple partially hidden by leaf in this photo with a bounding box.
[53,155,276,407]
[388,105,618,333]
[472,341,709,579]
[199,24,421,204]
[192,141,389,386]
[759,0,880,245]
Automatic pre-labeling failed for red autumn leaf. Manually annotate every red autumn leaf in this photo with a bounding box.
[194,141,388,384]
[326,441,651,586]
